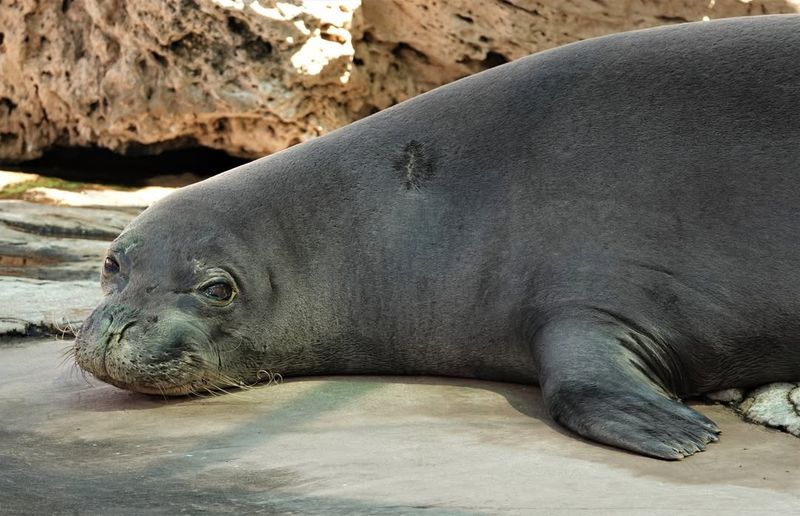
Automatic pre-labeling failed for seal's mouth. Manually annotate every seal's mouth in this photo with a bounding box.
[85,350,245,397]
[74,335,221,396]
[99,371,261,397]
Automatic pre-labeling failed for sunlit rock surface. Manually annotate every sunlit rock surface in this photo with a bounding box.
[1,0,798,163]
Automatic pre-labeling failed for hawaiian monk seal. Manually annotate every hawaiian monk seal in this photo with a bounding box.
[75,15,800,459]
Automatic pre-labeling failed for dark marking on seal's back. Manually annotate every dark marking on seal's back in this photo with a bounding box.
[395,140,435,190]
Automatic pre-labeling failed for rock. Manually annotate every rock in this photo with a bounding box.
[2,1,798,164]
[705,388,746,405]
[0,200,139,281]
[701,385,800,437]
[738,383,800,437]
[0,200,140,336]
[0,277,100,336]
[0,221,106,281]
[0,200,137,240]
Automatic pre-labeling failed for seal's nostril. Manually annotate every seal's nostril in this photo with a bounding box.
[107,319,136,346]
[147,315,159,324]
[118,320,135,336]
[146,285,157,294]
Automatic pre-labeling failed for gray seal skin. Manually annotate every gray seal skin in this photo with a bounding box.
[75,15,800,460]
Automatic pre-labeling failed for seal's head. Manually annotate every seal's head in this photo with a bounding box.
[73,192,275,396]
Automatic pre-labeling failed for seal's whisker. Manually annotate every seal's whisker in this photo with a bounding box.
[173,377,202,398]
[255,369,283,387]
[50,315,80,340]
[206,377,248,399]
[200,387,215,397]
[211,384,234,396]
[59,350,89,382]
[189,355,252,396]
[76,364,92,384]
[215,371,253,391]
[58,344,78,366]
[218,334,246,354]
[58,353,76,368]
[66,320,80,339]
[200,383,223,397]
[63,361,93,386]
[229,339,245,353]
[156,384,168,401]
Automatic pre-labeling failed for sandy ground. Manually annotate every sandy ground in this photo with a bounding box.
[1,338,798,515]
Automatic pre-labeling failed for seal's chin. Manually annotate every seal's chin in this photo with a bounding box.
[83,362,211,396]
[101,376,203,396]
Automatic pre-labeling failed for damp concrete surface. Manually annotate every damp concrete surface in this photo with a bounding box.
[1,338,799,515]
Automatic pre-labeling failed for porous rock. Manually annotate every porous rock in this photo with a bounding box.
[705,388,746,405]
[1,0,798,163]
[738,383,800,437]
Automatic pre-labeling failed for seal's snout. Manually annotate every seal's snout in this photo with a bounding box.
[75,302,213,396]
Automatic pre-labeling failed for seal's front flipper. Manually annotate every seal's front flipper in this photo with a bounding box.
[533,317,720,459]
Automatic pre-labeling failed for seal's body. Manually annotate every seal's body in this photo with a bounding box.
[76,16,800,459]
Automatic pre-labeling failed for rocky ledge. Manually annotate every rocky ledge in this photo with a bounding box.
[0,171,162,335]
[2,0,799,164]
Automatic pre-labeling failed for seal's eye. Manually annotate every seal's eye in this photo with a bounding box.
[104,256,120,274]
[202,281,234,302]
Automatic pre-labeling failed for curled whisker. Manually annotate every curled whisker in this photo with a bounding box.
[256,369,283,387]
[50,314,80,340]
